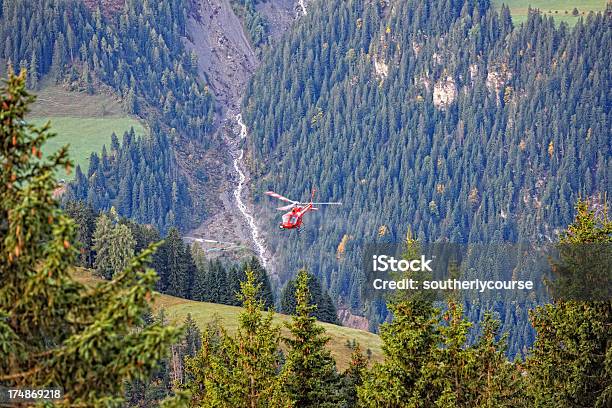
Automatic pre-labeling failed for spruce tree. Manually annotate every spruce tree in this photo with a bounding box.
[110,223,136,274]
[28,52,38,90]
[244,257,274,309]
[185,269,289,407]
[339,343,368,407]
[358,234,524,407]
[163,228,192,298]
[206,259,225,303]
[227,265,244,306]
[280,271,339,324]
[282,270,341,407]
[64,200,96,267]
[191,245,209,302]
[182,314,202,360]
[359,298,525,407]
[0,69,181,406]
[92,212,115,279]
[234,269,287,407]
[93,211,136,280]
[526,199,611,407]
[357,296,440,406]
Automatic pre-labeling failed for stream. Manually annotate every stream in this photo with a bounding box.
[230,113,271,271]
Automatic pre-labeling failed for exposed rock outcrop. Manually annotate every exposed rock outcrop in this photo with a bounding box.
[486,64,513,95]
[185,0,257,112]
[433,76,457,109]
[373,56,389,80]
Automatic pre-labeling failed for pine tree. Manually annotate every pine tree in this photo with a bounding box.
[51,35,66,80]
[358,234,524,407]
[280,271,339,324]
[469,313,526,406]
[281,270,341,407]
[184,319,233,406]
[244,257,274,309]
[182,314,202,360]
[125,87,137,114]
[28,52,38,89]
[214,261,230,304]
[359,297,525,407]
[0,69,181,406]
[234,268,287,407]
[357,296,440,406]
[93,211,136,280]
[191,244,209,301]
[339,343,368,407]
[227,265,245,306]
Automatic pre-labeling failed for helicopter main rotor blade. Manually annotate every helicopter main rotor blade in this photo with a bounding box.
[298,202,342,206]
[265,191,298,204]
[277,204,295,211]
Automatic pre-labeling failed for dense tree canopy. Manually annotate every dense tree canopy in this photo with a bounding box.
[0,0,216,232]
[66,202,281,309]
[0,0,214,140]
[66,129,192,233]
[244,0,611,355]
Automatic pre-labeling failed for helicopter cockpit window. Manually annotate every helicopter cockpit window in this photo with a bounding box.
[290,216,298,224]
[282,214,291,223]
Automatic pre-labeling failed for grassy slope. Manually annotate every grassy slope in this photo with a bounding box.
[72,268,383,370]
[28,85,146,177]
[493,0,608,25]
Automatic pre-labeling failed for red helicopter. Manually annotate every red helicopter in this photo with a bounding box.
[265,189,342,230]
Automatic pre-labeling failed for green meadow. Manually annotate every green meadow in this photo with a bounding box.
[28,85,146,178]
[31,116,146,177]
[73,268,383,370]
[493,0,608,25]
[157,296,383,370]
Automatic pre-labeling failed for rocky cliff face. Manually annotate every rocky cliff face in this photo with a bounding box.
[81,0,125,14]
[256,0,297,41]
[185,0,258,113]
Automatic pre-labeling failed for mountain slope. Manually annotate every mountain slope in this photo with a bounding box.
[0,0,216,232]
[242,0,611,354]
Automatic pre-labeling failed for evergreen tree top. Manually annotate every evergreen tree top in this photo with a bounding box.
[284,270,329,346]
[561,198,611,244]
[0,69,181,406]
